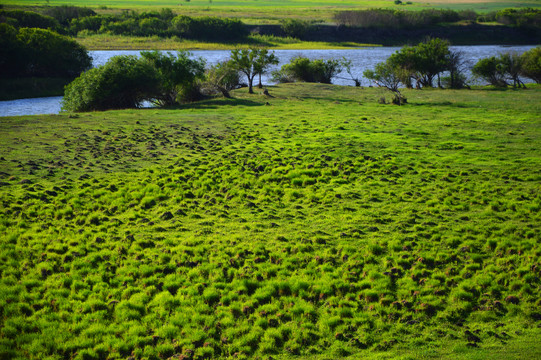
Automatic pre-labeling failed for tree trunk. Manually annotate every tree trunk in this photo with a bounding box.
[248,74,255,94]
[258,73,262,88]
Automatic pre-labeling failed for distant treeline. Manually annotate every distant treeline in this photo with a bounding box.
[335,8,541,29]
[0,6,540,45]
[0,7,247,41]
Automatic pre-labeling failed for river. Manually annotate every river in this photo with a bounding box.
[0,45,536,117]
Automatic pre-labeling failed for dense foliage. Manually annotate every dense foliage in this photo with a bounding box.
[140,51,206,106]
[472,53,527,88]
[229,48,278,93]
[279,19,313,39]
[62,52,208,111]
[478,8,541,28]
[1,84,540,360]
[67,9,247,41]
[273,57,343,84]
[62,56,160,111]
[388,38,452,88]
[335,8,476,29]
[0,25,91,78]
[364,38,473,93]
[335,8,541,29]
[520,47,541,84]
[0,9,60,31]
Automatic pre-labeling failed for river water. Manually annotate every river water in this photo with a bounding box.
[0,45,536,117]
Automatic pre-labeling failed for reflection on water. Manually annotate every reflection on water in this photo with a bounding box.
[0,45,535,117]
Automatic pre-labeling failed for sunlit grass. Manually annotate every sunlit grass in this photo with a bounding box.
[0,84,540,359]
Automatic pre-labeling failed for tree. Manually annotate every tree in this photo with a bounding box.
[16,28,92,77]
[472,53,526,88]
[520,47,541,84]
[202,60,241,98]
[230,48,278,94]
[389,38,451,88]
[337,57,361,86]
[279,19,312,39]
[364,61,408,105]
[0,26,91,78]
[140,50,206,106]
[472,56,508,87]
[0,24,24,78]
[500,52,525,88]
[445,50,469,89]
[62,55,160,112]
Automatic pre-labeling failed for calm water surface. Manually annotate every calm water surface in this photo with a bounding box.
[0,45,535,117]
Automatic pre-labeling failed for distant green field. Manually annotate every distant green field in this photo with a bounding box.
[4,0,541,23]
[1,84,540,359]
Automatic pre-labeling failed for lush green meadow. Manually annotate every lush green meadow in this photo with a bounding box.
[1,84,541,359]
[4,0,541,23]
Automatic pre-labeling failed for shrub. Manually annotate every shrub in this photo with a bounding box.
[16,27,92,78]
[171,15,247,41]
[201,60,242,98]
[0,26,91,78]
[273,57,343,84]
[279,19,312,39]
[0,10,59,30]
[520,47,541,83]
[140,50,206,106]
[472,53,526,88]
[62,55,160,111]
[42,5,96,27]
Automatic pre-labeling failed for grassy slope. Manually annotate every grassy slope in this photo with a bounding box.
[0,84,540,359]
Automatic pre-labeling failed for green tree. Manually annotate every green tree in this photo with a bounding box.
[16,28,91,77]
[364,61,408,105]
[520,47,541,84]
[0,24,24,78]
[389,38,451,88]
[472,53,526,88]
[472,56,508,87]
[500,52,525,88]
[62,56,160,112]
[279,19,312,39]
[140,51,206,106]
[230,48,278,94]
[0,10,60,30]
[202,60,241,98]
[445,50,469,89]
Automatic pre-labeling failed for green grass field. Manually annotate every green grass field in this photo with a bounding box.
[1,84,540,359]
[4,0,541,23]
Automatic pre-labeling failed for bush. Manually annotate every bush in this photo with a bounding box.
[387,38,451,88]
[201,60,242,98]
[279,19,312,39]
[171,15,247,41]
[520,47,541,83]
[472,53,526,88]
[0,25,91,78]
[42,5,96,27]
[62,55,160,111]
[273,57,343,84]
[16,27,92,78]
[140,51,206,106]
[334,8,471,29]
[0,10,59,30]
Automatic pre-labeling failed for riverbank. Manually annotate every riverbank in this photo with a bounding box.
[75,34,378,51]
[74,24,540,51]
